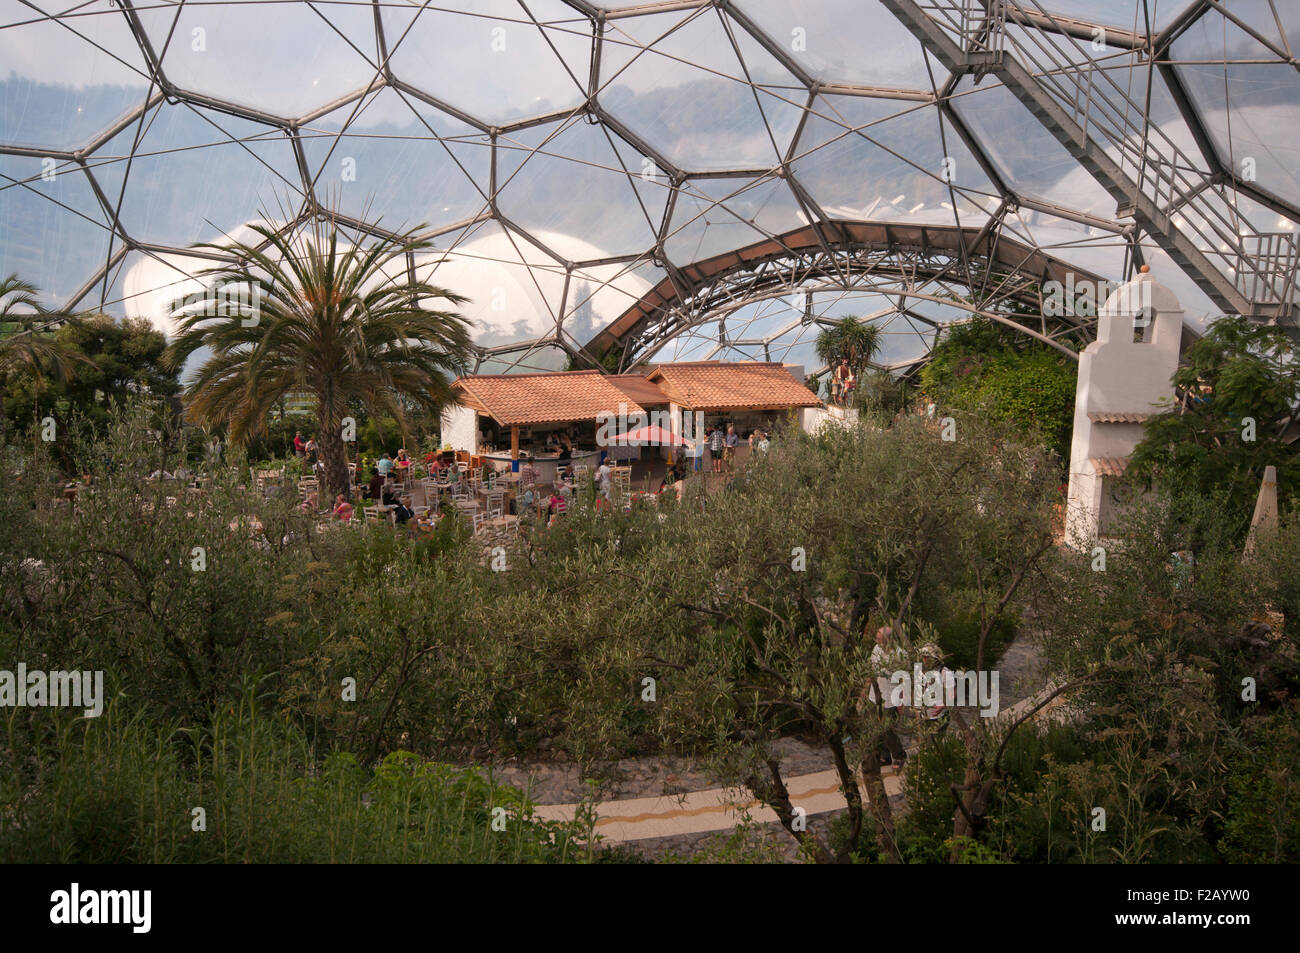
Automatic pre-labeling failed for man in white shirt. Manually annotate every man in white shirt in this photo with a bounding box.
[596,461,612,499]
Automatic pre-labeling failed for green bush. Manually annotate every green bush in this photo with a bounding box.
[0,701,594,863]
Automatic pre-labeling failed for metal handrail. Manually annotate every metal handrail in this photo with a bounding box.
[978,0,1285,301]
[911,0,1290,305]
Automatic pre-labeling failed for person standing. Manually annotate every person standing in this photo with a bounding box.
[724,424,739,471]
[708,424,724,473]
[293,431,306,458]
[304,434,318,464]
[869,626,908,765]
[596,460,613,499]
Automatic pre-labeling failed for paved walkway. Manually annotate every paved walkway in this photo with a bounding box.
[531,680,1063,843]
[532,768,905,842]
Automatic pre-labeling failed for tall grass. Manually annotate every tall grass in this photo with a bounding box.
[0,696,590,863]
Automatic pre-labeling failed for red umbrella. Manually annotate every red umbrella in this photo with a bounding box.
[609,423,695,447]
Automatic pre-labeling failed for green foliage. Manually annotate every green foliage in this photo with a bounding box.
[814,316,881,377]
[358,414,405,457]
[1128,314,1300,537]
[921,318,1077,459]
[5,396,1300,864]
[2,309,176,440]
[1221,705,1300,862]
[0,701,590,863]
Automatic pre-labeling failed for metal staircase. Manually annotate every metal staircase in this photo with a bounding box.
[880,0,1299,325]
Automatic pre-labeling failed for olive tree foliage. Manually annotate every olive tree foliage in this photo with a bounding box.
[1006,493,1300,863]
[479,414,1065,862]
[0,403,311,730]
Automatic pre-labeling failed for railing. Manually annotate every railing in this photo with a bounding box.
[911,0,1292,314]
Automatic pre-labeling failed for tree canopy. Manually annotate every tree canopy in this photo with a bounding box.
[920,318,1077,460]
[1127,314,1300,535]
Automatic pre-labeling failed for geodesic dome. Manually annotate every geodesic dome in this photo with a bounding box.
[3,0,1298,377]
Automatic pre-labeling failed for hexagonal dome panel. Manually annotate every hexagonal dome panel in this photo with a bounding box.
[379,0,591,125]
[598,6,807,171]
[1,0,1295,363]
[0,0,153,151]
[132,0,381,119]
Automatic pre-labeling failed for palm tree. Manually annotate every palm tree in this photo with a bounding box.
[814,316,882,377]
[163,218,475,500]
[0,274,90,443]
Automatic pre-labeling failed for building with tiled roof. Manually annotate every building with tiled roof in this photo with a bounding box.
[450,371,644,428]
[440,362,825,466]
[645,362,821,413]
[608,374,671,409]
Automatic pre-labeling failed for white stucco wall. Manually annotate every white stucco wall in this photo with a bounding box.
[1065,271,1183,547]
[439,404,479,452]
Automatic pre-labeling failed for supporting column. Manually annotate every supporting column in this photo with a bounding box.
[511,425,520,473]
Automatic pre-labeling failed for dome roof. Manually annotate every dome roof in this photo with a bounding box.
[3,0,1296,374]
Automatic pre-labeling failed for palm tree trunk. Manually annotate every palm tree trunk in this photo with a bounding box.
[315,389,350,502]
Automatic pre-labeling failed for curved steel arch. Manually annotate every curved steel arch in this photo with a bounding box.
[582,220,1108,370]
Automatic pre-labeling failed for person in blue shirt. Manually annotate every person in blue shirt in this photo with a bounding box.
[376,453,393,477]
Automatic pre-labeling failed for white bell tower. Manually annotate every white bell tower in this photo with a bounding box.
[1065,266,1184,546]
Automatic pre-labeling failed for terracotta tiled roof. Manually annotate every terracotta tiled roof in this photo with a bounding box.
[451,371,645,427]
[608,374,671,406]
[1088,411,1150,424]
[645,361,821,411]
[1090,456,1131,477]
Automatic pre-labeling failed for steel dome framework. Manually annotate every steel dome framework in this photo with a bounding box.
[2,0,1298,377]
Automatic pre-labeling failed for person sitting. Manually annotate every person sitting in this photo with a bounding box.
[376,453,394,477]
[391,495,416,524]
[365,467,384,501]
[333,494,353,521]
[395,448,411,471]
[520,456,538,488]
[381,477,402,507]
[299,490,318,514]
[515,486,536,516]
[548,486,568,517]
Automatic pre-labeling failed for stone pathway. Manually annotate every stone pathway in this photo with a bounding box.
[531,767,904,843]
[508,639,1055,851]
